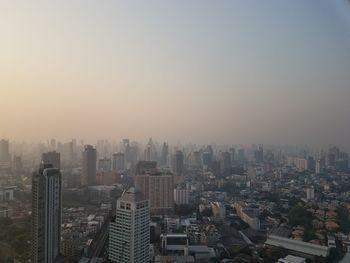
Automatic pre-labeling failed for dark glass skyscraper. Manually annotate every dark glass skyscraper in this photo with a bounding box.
[32,164,62,263]
[82,145,97,186]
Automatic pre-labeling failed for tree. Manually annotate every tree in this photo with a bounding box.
[288,205,311,228]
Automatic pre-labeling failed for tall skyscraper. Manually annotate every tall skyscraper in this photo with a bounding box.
[189,151,201,168]
[254,145,264,163]
[82,145,97,186]
[220,151,232,175]
[0,139,10,165]
[32,164,62,263]
[160,142,169,166]
[112,152,125,172]
[135,170,174,214]
[109,187,150,263]
[144,138,157,162]
[42,151,61,170]
[172,150,184,176]
[229,147,235,163]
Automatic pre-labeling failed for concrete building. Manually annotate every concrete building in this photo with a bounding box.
[220,151,232,175]
[315,159,324,174]
[98,157,111,171]
[82,145,97,186]
[233,201,260,230]
[211,202,226,221]
[174,186,189,205]
[287,157,308,171]
[42,151,61,170]
[135,161,157,174]
[172,150,184,176]
[265,235,329,259]
[32,164,62,263]
[135,171,174,214]
[0,207,13,218]
[306,187,315,201]
[109,187,150,263]
[0,139,10,167]
[112,152,125,172]
[160,142,169,167]
[0,186,15,201]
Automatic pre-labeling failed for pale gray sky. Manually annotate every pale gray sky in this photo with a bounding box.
[1,1,350,146]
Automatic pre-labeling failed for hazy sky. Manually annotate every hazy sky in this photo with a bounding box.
[1,0,350,146]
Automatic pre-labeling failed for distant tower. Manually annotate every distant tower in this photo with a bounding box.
[32,164,62,263]
[112,152,125,172]
[135,171,174,215]
[220,151,232,175]
[42,151,61,170]
[82,145,97,186]
[109,187,150,263]
[144,138,157,162]
[160,142,169,167]
[254,145,264,163]
[98,157,111,171]
[0,139,10,165]
[172,150,184,176]
[229,147,235,163]
[316,159,324,174]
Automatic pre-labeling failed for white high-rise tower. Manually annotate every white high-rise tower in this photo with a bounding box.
[109,187,150,263]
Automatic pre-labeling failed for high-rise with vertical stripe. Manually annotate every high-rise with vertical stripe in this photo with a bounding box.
[32,163,62,263]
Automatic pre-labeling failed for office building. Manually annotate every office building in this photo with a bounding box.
[315,159,324,174]
[160,142,169,167]
[306,187,315,200]
[32,164,62,263]
[229,147,235,163]
[288,157,308,171]
[172,150,184,176]
[82,145,97,186]
[220,151,231,175]
[109,187,150,263]
[135,171,174,214]
[42,151,61,170]
[174,186,189,205]
[135,161,157,174]
[254,144,264,163]
[112,152,125,172]
[189,151,201,168]
[0,139,10,166]
[98,157,111,171]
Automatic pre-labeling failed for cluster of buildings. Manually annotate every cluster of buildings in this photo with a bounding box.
[2,138,350,262]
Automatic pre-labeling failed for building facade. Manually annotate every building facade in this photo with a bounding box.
[32,164,62,263]
[82,145,97,186]
[112,152,125,172]
[42,151,61,170]
[109,188,150,263]
[135,171,174,214]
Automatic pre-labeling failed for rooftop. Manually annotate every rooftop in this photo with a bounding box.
[119,187,147,203]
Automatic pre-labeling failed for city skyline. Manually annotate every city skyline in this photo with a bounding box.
[1,1,350,146]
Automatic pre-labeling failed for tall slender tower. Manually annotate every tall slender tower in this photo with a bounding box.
[172,150,184,176]
[0,139,10,166]
[82,145,97,186]
[109,187,150,263]
[32,163,62,263]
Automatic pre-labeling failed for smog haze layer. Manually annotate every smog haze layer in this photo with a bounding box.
[1,1,350,146]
